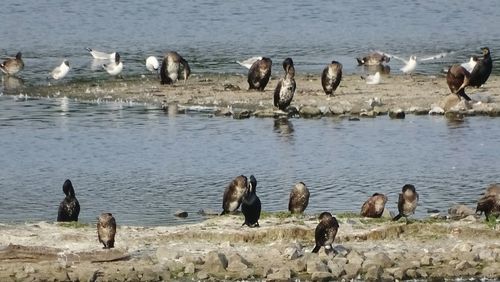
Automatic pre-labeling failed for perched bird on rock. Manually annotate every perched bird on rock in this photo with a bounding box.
[321,61,342,96]
[57,179,80,222]
[476,183,500,219]
[288,182,310,214]
[241,175,261,227]
[221,175,250,215]
[247,57,272,91]
[160,51,190,85]
[0,52,24,76]
[360,193,387,218]
[446,65,472,101]
[97,213,116,249]
[312,212,339,254]
[393,184,419,222]
[274,58,296,111]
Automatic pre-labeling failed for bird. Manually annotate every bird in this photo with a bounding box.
[288,182,310,214]
[237,56,263,69]
[461,56,478,73]
[0,52,24,76]
[160,51,190,85]
[221,175,250,215]
[273,58,296,111]
[247,57,272,91]
[85,48,116,60]
[102,53,123,76]
[393,184,419,221]
[361,71,381,85]
[376,51,450,74]
[400,55,417,74]
[321,60,342,96]
[360,193,388,218]
[311,212,339,254]
[356,52,390,66]
[468,47,493,88]
[146,56,159,73]
[97,213,116,249]
[241,175,261,227]
[57,179,80,222]
[446,65,472,101]
[476,184,500,219]
[49,60,70,80]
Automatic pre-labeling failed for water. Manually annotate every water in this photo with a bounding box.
[0,95,499,226]
[1,0,499,84]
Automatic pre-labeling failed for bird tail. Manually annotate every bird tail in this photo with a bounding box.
[459,91,472,101]
[392,214,402,221]
[312,245,320,253]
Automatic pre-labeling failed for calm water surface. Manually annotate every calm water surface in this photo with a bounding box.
[0,96,499,226]
[0,0,499,83]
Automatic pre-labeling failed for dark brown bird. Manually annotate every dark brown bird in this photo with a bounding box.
[356,52,390,66]
[273,58,296,111]
[469,47,493,87]
[221,175,250,215]
[476,183,500,218]
[360,193,388,218]
[312,212,339,254]
[97,213,116,249]
[446,65,472,101]
[393,184,419,221]
[57,179,80,222]
[321,61,342,96]
[0,52,24,76]
[288,182,310,214]
[247,57,272,91]
[241,175,261,227]
[160,51,190,85]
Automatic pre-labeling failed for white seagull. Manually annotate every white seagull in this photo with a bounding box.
[86,48,116,60]
[236,56,263,69]
[146,56,159,72]
[362,71,381,85]
[376,50,451,74]
[49,60,70,80]
[103,53,123,76]
[460,56,478,73]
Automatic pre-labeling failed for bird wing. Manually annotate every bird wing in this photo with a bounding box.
[374,51,407,64]
[87,48,114,60]
[237,56,263,69]
[419,51,452,62]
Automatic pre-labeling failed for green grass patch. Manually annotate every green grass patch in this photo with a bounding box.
[485,215,498,229]
[260,211,294,219]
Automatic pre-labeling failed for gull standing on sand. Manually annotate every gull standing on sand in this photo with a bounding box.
[49,60,70,80]
[86,48,116,60]
[0,52,24,76]
[146,56,159,73]
[103,53,123,76]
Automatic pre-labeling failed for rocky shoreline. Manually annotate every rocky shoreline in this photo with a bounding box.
[5,73,500,118]
[0,212,499,281]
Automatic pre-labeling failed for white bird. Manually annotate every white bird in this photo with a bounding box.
[145,56,159,72]
[460,56,478,73]
[103,53,123,76]
[236,56,263,69]
[376,50,451,74]
[49,60,70,80]
[362,72,381,85]
[86,48,116,60]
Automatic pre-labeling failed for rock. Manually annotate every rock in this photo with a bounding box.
[429,106,444,115]
[455,260,472,271]
[226,253,249,272]
[408,106,429,115]
[364,265,382,281]
[420,255,433,266]
[405,268,417,279]
[253,109,281,118]
[197,208,219,216]
[478,249,498,262]
[311,272,334,281]
[184,262,195,274]
[284,245,303,260]
[389,109,405,119]
[214,108,232,117]
[373,105,388,115]
[306,260,328,274]
[332,245,349,257]
[23,265,35,274]
[266,267,291,281]
[392,268,405,280]
[197,271,209,280]
[204,251,228,273]
[233,110,251,119]
[344,251,364,279]
[156,247,183,263]
[367,97,383,108]
[299,106,322,118]
[481,263,500,278]
[360,110,376,118]
[223,83,240,91]
[330,104,346,115]
[452,243,472,253]
[174,210,188,218]
[165,260,185,273]
[365,252,393,268]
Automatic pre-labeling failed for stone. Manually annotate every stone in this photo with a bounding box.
[364,265,382,281]
[226,253,249,272]
[289,256,307,273]
[266,267,291,281]
[405,268,417,279]
[165,260,185,273]
[184,262,195,274]
[311,272,334,281]
[233,110,251,119]
[416,269,428,279]
[408,106,429,115]
[478,249,498,262]
[481,263,500,278]
[429,106,444,115]
[455,260,472,270]
[299,106,322,118]
[346,250,365,267]
[452,243,472,253]
[174,210,188,218]
[420,255,433,266]
[307,260,328,274]
[284,246,302,260]
[197,271,209,280]
[156,247,183,263]
[214,107,232,117]
[360,110,376,118]
[204,251,228,273]
[389,109,405,119]
[332,245,349,257]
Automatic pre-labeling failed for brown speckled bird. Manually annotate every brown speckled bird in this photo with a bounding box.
[248,57,272,91]
[288,182,310,214]
[476,184,500,219]
[360,193,387,218]
[221,175,250,215]
[312,212,339,254]
[97,213,116,249]
[0,52,24,76]
[393,184,419,222]
[446,65,472,101]
[160,51,190,85]
[321,61,342,96]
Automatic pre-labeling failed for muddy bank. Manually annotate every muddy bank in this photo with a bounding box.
[6,73,500,118]
[0,212,499,281]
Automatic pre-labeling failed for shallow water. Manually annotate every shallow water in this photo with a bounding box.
[1,0,499,84]
[0,96,499,226]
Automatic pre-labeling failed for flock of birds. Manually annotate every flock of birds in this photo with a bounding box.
[57,175,499,253]
[0,47,493,112]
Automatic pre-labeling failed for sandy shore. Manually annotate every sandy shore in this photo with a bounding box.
[0,212,499,281]
[7,73,500,118]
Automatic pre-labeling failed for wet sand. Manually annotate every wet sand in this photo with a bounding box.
[8,73,500,117]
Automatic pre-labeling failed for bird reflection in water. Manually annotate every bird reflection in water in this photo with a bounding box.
[273,118,294,141]
[360,64,391,75]
[2,75,24,95]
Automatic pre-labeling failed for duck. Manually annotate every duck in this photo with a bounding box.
[247,57,272,91]
[360,193,387,218]
[49,60,70,80]
[356,52,390,66]
[0,52,24,76]
[321,61,342,96]
[160,51,190,85]
[57,179,80,222]
[469,47,493,87]
[241,175,261,227]
[393,184,419,222]
[273,58,296,111]
[221,175,250,215]
[312,212,339,254]
[476,183,500,218]
[102,53,123,76]
[97,213,116,249]
[446,65,472,101]
[288,182,310,214]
